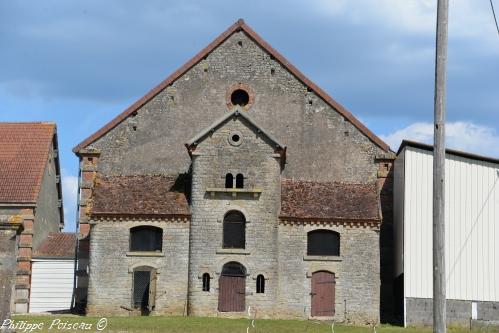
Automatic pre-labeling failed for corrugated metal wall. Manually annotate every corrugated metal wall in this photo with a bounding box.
[30,260,74,313]
[400,146,499,302]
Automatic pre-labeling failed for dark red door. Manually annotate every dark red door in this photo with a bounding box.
[218,275,245,312]
[311,271,335,317]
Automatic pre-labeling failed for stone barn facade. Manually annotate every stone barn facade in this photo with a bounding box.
[73,20,394,324]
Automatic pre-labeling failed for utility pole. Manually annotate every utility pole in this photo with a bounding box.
[433,1,448,333]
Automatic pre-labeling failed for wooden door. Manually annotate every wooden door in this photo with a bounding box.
[218,275,245,312]
[311,271,335,317]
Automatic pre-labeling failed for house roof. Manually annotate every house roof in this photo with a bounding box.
[280,179,380,221]
[0,122,56,204]
[398,140,499,165]
[185,108,286,151]
[73,19,390,154]
[91,175,191,218]
[33,232,77,259]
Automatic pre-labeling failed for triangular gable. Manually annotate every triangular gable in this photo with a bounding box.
[185,108,286,157]
[73,19,390,153]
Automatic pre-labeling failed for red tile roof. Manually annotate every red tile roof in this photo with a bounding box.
[0,122,55,203]
[73,19,390,154]
[280,179,380,221]
[33,232,77,259]
[91,175,191,218]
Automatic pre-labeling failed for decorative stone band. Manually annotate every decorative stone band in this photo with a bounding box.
[278,217,380,229]
[90,214,191,223]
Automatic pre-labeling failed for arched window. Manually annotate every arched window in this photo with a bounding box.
[225,173,234,188]
[130,226,163,252]
[223,211,246,249]
[202,273,211,292]
[307,230,340,256]
[256,275,265,294]
[236,174,244,189]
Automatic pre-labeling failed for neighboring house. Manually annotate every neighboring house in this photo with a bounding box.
[394,140,499,326]
[30,232,76,313]
[73,20,395,323]
[0,122,64,316]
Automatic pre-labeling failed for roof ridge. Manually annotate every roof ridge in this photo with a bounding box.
[73,19,390,153]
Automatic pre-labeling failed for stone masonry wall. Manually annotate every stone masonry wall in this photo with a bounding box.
[0,227,18,320]
[278,222,380,324]
[33,144,62,250]
[89,31,385,183]
[86,219,189,316]
[188,117,281,318]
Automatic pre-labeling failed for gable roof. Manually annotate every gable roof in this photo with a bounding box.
[0,122,56,203]
[398,140,499,165]
[91,175,191,218]
[185,108,286,151]
[33,232,77,259]
[73,19,390,154]
[280,179,380,222]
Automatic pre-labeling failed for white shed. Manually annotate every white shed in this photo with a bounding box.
[394,141,499,326]
[30,232,76,313]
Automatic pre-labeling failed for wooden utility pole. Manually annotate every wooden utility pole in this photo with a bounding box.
[433,1,449,333]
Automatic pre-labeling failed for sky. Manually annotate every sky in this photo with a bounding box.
[1,0,498,232]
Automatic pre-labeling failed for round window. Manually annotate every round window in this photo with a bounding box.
[226,83,254,111]
[228,131,243,146]
[230,89,249,107]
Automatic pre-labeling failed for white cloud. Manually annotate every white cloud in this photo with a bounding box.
[311,0,497,48]
[61,170,79,232]
[380,121,499,157]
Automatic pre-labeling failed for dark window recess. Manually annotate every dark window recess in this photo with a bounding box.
[222,261,246,277]
[130,226,163,252]
[223,211,246,249]
[231,89,249,107]
[231,134,240,142]
[225,173,234,188]
[307,230,340,256]
[202,273,211,292]
[236,174,244,189]
[256,275,265,294]
[133,270,150,309]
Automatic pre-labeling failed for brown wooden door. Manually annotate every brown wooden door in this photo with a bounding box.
[218,275,245,312]
[311,271,335,317]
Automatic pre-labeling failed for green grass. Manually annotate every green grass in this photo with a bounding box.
[9,315,499,333]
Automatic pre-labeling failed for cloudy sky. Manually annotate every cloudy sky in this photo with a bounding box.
[1,0,498,231]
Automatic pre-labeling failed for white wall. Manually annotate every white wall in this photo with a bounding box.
[397,146,499,302]
[30,259,75,313]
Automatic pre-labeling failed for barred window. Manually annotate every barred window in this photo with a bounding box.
[223,211,246,249]
[130,226,163,252]
[307,230,340,256]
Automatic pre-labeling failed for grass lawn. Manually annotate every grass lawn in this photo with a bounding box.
[9,315,499,333]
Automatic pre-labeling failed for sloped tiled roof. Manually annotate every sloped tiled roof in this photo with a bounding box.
[280,179,380,221]
[33,232,77,259]
[73,19,390,153]
[91,175,191,218]
[0,122,55,203]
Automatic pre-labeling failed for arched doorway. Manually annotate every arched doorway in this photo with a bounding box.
[218,262,246,312]
[311,271,335,317]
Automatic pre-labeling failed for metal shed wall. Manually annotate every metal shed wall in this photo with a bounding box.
[400,146,499,302]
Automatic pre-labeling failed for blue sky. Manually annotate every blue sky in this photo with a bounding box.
[1,0,498,231]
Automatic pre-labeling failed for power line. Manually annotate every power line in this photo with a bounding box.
[490,0,499,35]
